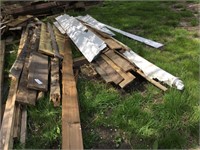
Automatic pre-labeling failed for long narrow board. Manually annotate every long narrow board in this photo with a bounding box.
[20,107,27,145]
[50,58,60,107]
[0,28,28,150]
[16,26,39,105]
[9,26,30,78]
[27,52,49,91]
[104,39,122,50]
[101,54,135,88]
[7,15,33,27]
[13,104,21,138]
[105,50,133,72]
[38,23,54,56]
[95,57,123,85]
[0,41,5,112]
[62,38,83,149]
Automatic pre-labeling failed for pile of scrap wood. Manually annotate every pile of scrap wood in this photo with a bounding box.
[0,12,184,150]
[1,1,102,36]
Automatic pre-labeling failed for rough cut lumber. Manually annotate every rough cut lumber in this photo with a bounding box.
[47,23,62,58]
[105,50,133,72]
[50,58,60,107]
[95,57,123,85]
[0,28,27,150]
[0,79,18,150]
[20,107,27,145]
[62,38,83,149]
[73,56,89,68]
[92,63,112,83]
[105,39,122,50]
[27,52,49,91]
[13,104,21,138]
[101,54,135,88]
[0,41,5,112]
[16,26,39,105]
[9,26,30,78]
[39,23,54,56]
[7,15,33,27]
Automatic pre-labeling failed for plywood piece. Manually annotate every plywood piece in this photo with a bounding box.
[50,58,60,107]
[62,38,83,149]
[105,50,133,72]
[105,39,122,50]
[95,57,123,85]
[0,41,5,112]
[101,54,135,88]
[20,107,27,145]
[27,52,49,91]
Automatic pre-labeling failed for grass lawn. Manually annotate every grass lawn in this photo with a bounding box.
[10,1,199,149]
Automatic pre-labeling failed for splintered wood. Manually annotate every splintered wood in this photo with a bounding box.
[62,39,83,149]
[27,52,49,91]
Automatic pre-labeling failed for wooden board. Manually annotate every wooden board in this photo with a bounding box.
[50,58,60,107]
[0,79,18,150]
[27,52,49,91]
[38,23,54,56]
[62,38,83,149]
[20,107,27,145]
[0,41,5,113]
[95,57,123,85]
[101,54,135,88]
[105,39,122,50]
[0,28,27,150]
[92,63,112,83]
[73,56,89,68]
[13,104,21,138]
[16,26,39,105]
[9,26,30,78]
[7,15,33,27]
[105,50,133,72]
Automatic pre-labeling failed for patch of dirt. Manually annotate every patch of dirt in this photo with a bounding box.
[94,126,132,149]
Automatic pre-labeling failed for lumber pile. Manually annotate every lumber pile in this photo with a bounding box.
[0,11,184,149]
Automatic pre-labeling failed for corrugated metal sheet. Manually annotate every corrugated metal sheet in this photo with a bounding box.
[76,15,115,36]
[55,14,106,62]
[123,50,184,90]
[78,15,163,49]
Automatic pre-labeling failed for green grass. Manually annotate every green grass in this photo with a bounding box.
[11,1,199,149]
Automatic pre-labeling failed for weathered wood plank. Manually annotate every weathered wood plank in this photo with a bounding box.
[38,23,54,56]
[101,54,135,88]
[13,104,21,138]
[92,63,112,83]
[105,39,122,50]
[62,38,83,149]
[0,79,18,150]
[47,23,62,58]
[73,56,89,68]
[50,58,60,107]
[20,107,27,145]
[0,41,5,115]
[95,57,123,85]
[9,26,30,78]
[0,28,27,150]
[16,26,39,105]
[27,52,49,91]
[7,15,33,27]
[105,50,133,72]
